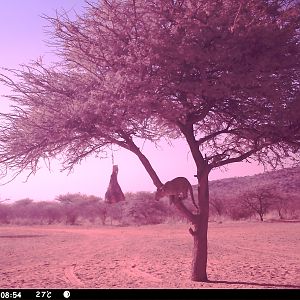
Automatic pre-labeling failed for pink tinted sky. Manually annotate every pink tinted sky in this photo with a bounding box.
[0,0,265,202]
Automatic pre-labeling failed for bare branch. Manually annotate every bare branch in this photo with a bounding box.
[211,148,259,169]
[172,197,197,224]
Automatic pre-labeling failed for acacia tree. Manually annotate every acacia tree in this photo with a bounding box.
[242,187,274,221]
[210,196,225,217]
[273,192,290,219]
[0,0,299,282]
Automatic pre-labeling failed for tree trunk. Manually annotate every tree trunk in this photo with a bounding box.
[124,133,211,281]
[191,215,209,281]
[191,169,210,282]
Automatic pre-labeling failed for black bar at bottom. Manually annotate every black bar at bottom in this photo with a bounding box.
[0,288,298,300]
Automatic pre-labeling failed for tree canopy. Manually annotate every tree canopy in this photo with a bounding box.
[0,0,299,182]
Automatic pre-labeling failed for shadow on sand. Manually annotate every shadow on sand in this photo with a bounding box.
[266,219,300,223]
[0,235,46,238]
[209,279,300,289]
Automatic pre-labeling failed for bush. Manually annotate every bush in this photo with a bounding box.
[121,192,169,225]
[0,203,11,224]
[228,206,254,221]
[55,193,104,225]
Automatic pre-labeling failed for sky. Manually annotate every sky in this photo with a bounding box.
[0,0,266,202]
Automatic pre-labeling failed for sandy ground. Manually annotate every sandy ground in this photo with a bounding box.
[0,221,299,289]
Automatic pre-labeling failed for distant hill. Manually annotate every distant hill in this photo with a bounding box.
[200,166,300,200]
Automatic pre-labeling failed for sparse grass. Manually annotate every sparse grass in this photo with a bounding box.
[0,222,299,289]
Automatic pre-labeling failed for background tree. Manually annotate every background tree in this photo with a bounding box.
[0,0,299,282]
[209,194,225,218]
[32,201,63,225]
[241,187,274,221]
[55,193,104,225]
[273,194,289,220]
[123,191,168,225]
[272,191,299,220]
[97,201,109,225]
[10,198,35,225]
[106,202,125,225]
[0,203,11,224]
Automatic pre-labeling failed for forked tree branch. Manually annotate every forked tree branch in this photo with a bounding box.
[118,132,163,188]
[172,196,197,224]
[211,148,259,168]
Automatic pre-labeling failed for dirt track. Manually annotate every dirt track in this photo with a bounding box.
[0,222,299,288]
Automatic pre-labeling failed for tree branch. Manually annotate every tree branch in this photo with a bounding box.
[172,196,197,224]
[177,122,206,170]
[119,132,163,188]
[211,148,258,168]
[196,118,235,145]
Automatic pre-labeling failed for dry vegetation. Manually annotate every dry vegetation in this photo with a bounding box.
[0,167,299,289]
[0,0,299,284]
[1,167,299,226]
[208,166,300,221]
[0,222,299,289]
